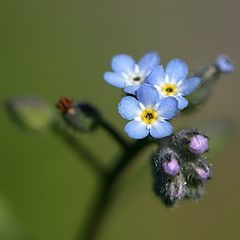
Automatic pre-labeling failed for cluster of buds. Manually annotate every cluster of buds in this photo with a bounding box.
[152,129,211,207]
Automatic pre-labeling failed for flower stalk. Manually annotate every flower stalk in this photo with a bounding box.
[79,138,153,240]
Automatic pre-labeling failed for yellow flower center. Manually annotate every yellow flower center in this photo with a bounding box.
[141,109,158,124]
[161,84,178,96]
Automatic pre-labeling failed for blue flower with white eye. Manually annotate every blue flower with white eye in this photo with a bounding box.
[147,59,201,110]
[104,52,160,94]
[118,84,178,139]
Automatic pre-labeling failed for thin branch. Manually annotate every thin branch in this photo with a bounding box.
[99,118,130,149]
[51,122,107,177]
[79,138,152,240]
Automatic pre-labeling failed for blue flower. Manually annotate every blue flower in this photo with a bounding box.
[147,59,201,110]
[104,52,160,94]
[118,84,178,139]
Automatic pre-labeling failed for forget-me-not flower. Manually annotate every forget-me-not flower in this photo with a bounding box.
[118,84,178,139]
[104,52,160,94]
[147,59,201,110]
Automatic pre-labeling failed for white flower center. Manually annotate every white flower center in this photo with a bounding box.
[122,65,147,85]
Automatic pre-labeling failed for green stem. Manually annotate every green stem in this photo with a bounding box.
[53,117,155,240]
[185,64,221,112]
[79,138,152,240]
[51,121,107,177]
[99,118,130,149]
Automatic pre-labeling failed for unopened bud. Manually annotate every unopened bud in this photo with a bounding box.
[173,129,209,156]
[152,147,180,176]
[195,165,211,181]
[188,134,208,155]
[5,97,54,131]
[56,97,100,132]
[184,158,212,185]
[168,175,186,201]
[152,147,186,207]
[162,159,180,176]
[153,173,187,207]
[215,55,234,74]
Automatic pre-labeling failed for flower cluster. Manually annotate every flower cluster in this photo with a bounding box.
[104,52,201,139]
[152,129,211,207]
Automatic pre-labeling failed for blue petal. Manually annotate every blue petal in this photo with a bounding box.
[118,96,142,120]
[138,52,160,73]
[150,121,173,138]
[158,97,178,120]
[124,85,141,95]
[137,84,160,108]
[175,95,189,110]
[125,120,149,139]
[104,72,126,88]
[146,65,166,86]
[179,77,201,96]
[112,54,135,74]
[166,59,188,81]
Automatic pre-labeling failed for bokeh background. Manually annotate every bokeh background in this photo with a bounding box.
[0,0,239,239]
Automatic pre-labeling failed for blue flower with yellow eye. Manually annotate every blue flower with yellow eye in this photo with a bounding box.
[104,52,160,94]
[118,84,178,139]
[147,59,201,110]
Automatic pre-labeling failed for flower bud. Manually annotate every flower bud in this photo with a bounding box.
[152,147,180,176]
[5,97,54,131]
[168,175,186,201]
[152,148,186,207]
[195,165,211,181]
[172,129,201,159]
[56,97,100,132]
[184,158,212,186]
[215,55,234,74]
[173,130,209,157]
[153,173,187,207]
[162,159,180,176]
[188,134,208,155]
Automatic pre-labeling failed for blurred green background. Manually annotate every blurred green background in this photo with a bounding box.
[0,0,239,239]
